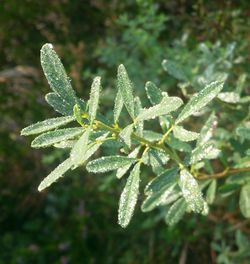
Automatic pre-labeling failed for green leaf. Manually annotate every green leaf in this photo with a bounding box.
[134,97,143,137]
[113,89,123,124]
[239,184,250,218]
[206,180,217,204]
[165,198,187,226]
[31,128,83,148]
[145,168,179,195]
[143,130,163,142]
[89,76,101,124]
[45,92,74,116]
[118,163,141,228]
[73,104,83,125]
[173,126,199,142]
[86,156,136,173]
[117,64,135,119]
[70,127,91,167]
[217,92,240,104]
[117,147,141,179]
[148,149,169,175]
[136,95,183,122]
[162,59,188,81]
[145,81,163,105]
[119,124,134,148]
[236,126,250,140]
[236,73,247,94]
[191,143,220,164]
[38,158,72,191]
[141,184,179,212]
[179,169,206,213]
[41,44,77,107]
[21,116,75,136]
[54,140,76,149]
[166,134,192,152]
[176,80,224,124]
[197,112,217,146]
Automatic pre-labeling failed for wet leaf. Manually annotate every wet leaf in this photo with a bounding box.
[162,59,188,81]
[145,81,163,105]
[113,89,123,123]
[89,76,101,123]
[206,180,217,204]
[21,116,75,136]
[165,198,187,226]
[119,124,134,148]
[218,92,240,103]
[118,163,141,228]
[239,184,250,218]
[173,126,199,142]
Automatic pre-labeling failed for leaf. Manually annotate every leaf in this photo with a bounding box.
[191,143,220,164]
[113,89,123,123]
[21,116,75,136]
[236,73,247,94]
[217,92,240,104]
[176,80,224,124]
[162,59,188,81]
[145,81,163,105]
[117,64,135,119]
[136,95,183,122]
[236,127,250,140]
[239,184,250,218]
[70,127,91,167]
[143,130,163,142]
[206,180,217,204]
[45,92,74,116]
[166,134,192,152]
[196,112,217,146]
[117,147,141,179]
[40,44,77,107]
[134,97,143,137]
[86,156,136,173]
[173,126,199,142]
[145,168,179,195]
[141,184,179,212]
[89,76,101,124]
[148,149,169,175]
[73,104,83,125]
[118,163,141,228]
[165,198,187,226]
[54,140,76,149]
[38,158,72,191]
[31,128,84,148]
[179,169,206,213]
[119,124,134,148]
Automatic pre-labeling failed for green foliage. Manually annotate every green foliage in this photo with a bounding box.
[22,42,249,233]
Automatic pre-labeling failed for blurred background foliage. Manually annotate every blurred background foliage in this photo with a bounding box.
[0,0,250,263]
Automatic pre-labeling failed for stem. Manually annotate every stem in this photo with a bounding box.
[198,167,250,180]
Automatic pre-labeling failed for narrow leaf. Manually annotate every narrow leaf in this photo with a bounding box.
[206,180,217,204]
[148,149,169,175]
[167,135,192,152]
[41,44,77,106]
[191,143,220,164]
[73,104,83,125]
[239,184,250,218]
[145,81,163,105]
[143,130,163,142]
[165,198,187,226]
[179,169,205,213]
[119,124,134,148]
[218,92,240,104]
[86,156,136,173]
[31,128,83,148]
[38,158,72,191]
[162,59,188,81]
[113,89,123,124]
[117,64,135,119]
[197,112,217,146]
[145,168,179,195]
[134,97,143,137]
[70,127,91,167]
[118,163,141,228]
[21,116,75,136]
[45,92,73,116]
[136,95,183,122]
[89,76,101,123]
[117,147,141,179]
[176,81,224,124]
[173,126,199,142]
[142,184,179,212]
